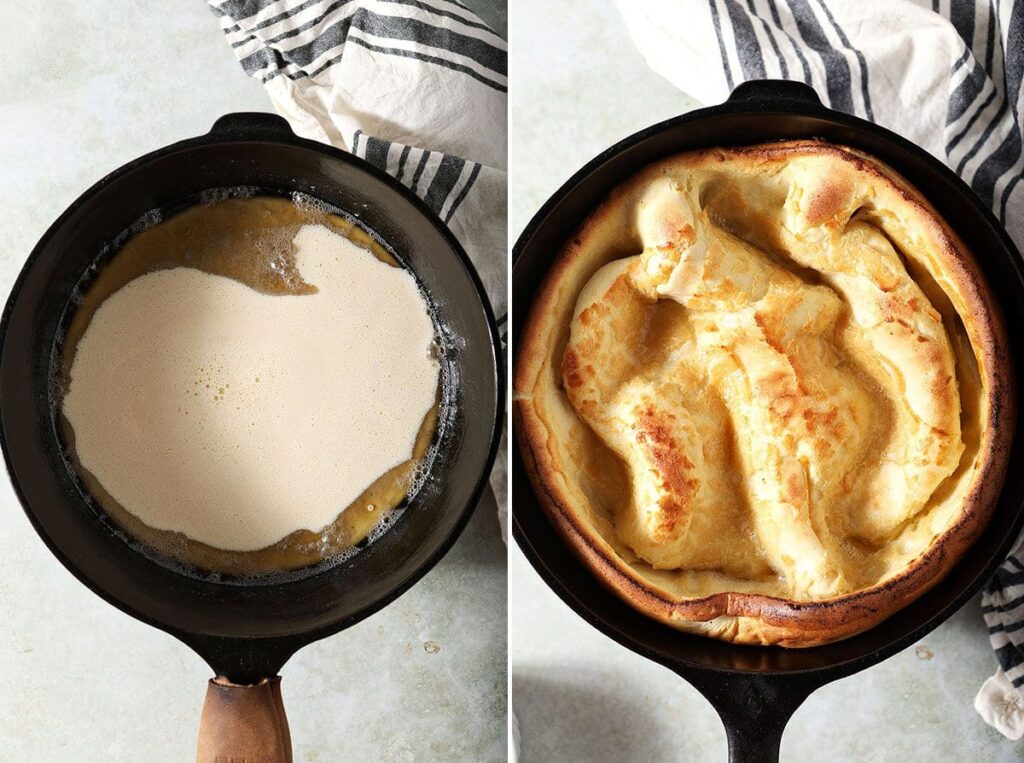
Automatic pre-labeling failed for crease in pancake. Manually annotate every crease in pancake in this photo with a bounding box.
[567,175,963,599]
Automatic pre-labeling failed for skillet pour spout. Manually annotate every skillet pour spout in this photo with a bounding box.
[1,112,502,762]
[511,79,1024,762]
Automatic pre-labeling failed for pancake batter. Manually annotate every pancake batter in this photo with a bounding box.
[62,206,438,568]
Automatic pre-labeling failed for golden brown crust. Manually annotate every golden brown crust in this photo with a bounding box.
[513,139,1015,647]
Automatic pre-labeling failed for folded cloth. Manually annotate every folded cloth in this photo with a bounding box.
[976,667,1024,740]
[208,0,507,536]
[615,0,1023,738]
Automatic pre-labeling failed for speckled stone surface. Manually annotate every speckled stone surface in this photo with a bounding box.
[508,1,1024,760]
[0,2,506,761]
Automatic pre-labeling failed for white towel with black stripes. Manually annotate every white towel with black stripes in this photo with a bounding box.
[616,0,1024,740]
[208,0,508,536]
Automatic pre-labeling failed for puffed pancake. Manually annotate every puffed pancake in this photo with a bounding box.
[514,140,1014,647]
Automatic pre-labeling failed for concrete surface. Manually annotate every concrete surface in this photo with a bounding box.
[0,2,506,761]
[507,1,1024,760]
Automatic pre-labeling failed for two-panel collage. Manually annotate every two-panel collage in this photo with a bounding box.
[4,1,1024,761]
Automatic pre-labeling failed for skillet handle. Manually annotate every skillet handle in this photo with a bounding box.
[688,673,817,763]
[196,676,293,763]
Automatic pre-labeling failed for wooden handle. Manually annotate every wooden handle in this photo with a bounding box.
[196,676,292,763]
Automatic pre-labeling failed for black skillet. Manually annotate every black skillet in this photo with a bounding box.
[512,80,1024,762]
[0,113,502,761]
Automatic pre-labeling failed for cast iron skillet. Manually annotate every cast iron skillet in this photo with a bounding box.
[512,80,1024,762]
[1,113,502,761]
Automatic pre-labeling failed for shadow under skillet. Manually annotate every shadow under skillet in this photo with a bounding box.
[512,665,727,762]
[381,486,508,747]
[511,591,1010,762]
[401,485,508,711]
[778,592,1017,761]
[285,489,509,761]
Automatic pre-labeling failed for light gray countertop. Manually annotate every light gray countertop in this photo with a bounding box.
[0,2,505,761]
[508,1,1024,760]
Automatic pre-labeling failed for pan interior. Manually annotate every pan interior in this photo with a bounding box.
[52,191,454,585]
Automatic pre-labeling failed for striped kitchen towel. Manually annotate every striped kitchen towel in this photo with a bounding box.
[615,0,1024,740]
[208,0,508,534]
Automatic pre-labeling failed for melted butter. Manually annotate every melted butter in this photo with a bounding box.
[59,196,439,577]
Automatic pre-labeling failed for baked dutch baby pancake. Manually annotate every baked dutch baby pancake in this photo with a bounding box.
[514,140,1014,647]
